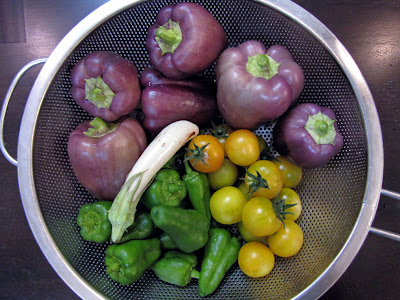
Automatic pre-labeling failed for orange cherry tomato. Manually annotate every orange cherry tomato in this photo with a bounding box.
[186,135,224,173]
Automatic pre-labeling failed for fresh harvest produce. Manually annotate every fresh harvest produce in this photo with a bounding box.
[71,51,141,121]
[209,186,247,225]
[198,228,241,297]
[237,222,268,245]
[105,238,161,285]
[210,122,233,157]
[119,212,155,243]
[216,41,305,129]
[146,3,227,79]
[151,205,210,253]
[140,67,217,134]
[108,120,199,243]
[68,117,147,200]
[245,160,283,199]
[183,159,212,220]
[273,103,344,168]
[160,232,178,250]
[276,188,302,221]
[76,201,112,243]
[140,66,215,90]
[267,220,304,257]
[151,251,200,287]
[186,134,224,173]
[238,242,275,278]
[272,155,303,188]
[207,158,239,190]
[141,168,187,210]
[225,129,260,166]
[241,196,294,237]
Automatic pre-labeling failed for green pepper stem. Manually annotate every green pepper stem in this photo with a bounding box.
[246,53,281,80]
[156,27,178,46]
[168,183,181,193]
[191,269,200,279]
[85,76,115,109]
[83,117,119,138]
[304,111,337,145]
[184,159,194,175]
[155,19,183,55]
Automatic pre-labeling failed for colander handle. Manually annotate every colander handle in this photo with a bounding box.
[0,58,47,166]
[369,188,400,242]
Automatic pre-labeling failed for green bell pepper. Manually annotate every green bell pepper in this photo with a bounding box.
[76,201,112,243]
[151,205,210,253]
[183,159,211,220]
[142,169,187,209]
[198,228,241,297]
[151,251,200,287]
[119,212,155,243]
[105,238,161,285]
[160,232,178,250]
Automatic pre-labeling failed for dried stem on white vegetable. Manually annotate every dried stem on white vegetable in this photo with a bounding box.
[108,120,199,243]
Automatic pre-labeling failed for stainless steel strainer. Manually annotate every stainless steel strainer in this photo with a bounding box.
[1,0,400,299]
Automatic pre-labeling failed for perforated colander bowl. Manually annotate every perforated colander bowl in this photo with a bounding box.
[0,0,393,299]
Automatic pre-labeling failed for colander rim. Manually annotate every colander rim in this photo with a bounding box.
[16,0,384,299]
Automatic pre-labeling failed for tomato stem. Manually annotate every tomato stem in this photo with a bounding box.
[184,142,210,167]
[245,170,269,197]
[272,195,297,227]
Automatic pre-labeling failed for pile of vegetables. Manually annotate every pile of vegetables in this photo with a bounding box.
[67,2,344,297]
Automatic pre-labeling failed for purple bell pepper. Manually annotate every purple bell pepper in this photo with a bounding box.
[216,41,305,130]
[71,51,141,122]
[146,3,227,79]
[273,103,344,169]
[140,67,217,134]
[68,117,147,200]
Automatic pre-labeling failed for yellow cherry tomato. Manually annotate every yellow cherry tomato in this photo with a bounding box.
[210,186,247,224]
[245,160,283,199]
[225,129,260,166]
[277,188,302,221]
[241,197,281,236]
[238,242,275,278]
[268,220,304,257]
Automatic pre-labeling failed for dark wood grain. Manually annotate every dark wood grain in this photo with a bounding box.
[0,0,399,299]
[0,0,26,43]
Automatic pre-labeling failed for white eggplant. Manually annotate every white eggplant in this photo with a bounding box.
[108,120,199,243]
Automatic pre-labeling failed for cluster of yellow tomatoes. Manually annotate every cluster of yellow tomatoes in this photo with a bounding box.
[186,123,304,278]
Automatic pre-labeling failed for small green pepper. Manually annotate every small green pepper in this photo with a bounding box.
[151,251,200,287]
[119,212,155,243]
[76,201,112,243]
[151,205,210,253]
[183,159,211,220]
[142,169,187,209]
[160,232,178,250]
[105,238,161,285]
[198,228,241,297]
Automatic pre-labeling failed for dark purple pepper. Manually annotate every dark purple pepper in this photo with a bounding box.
[68,117,147,200]
[140,67,217,134]
[273,103,344,169]
[146,3,227,79]
[71,51,141,122]
[216,41,305,130]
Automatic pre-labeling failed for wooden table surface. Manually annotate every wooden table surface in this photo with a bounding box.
[1,0,399,299]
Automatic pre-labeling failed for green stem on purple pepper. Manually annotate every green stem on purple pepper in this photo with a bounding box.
[83,117,119,138]
[304,111,337,145]
[246,53,281,80]
[85,76,115,109]
[156,19,183,55]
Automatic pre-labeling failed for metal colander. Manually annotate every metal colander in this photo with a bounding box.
[1,0,389,299]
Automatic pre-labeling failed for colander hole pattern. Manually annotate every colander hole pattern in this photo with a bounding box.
[32,0,367,299]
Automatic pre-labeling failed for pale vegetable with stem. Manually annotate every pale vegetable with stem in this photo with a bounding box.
[108,120,199,243]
